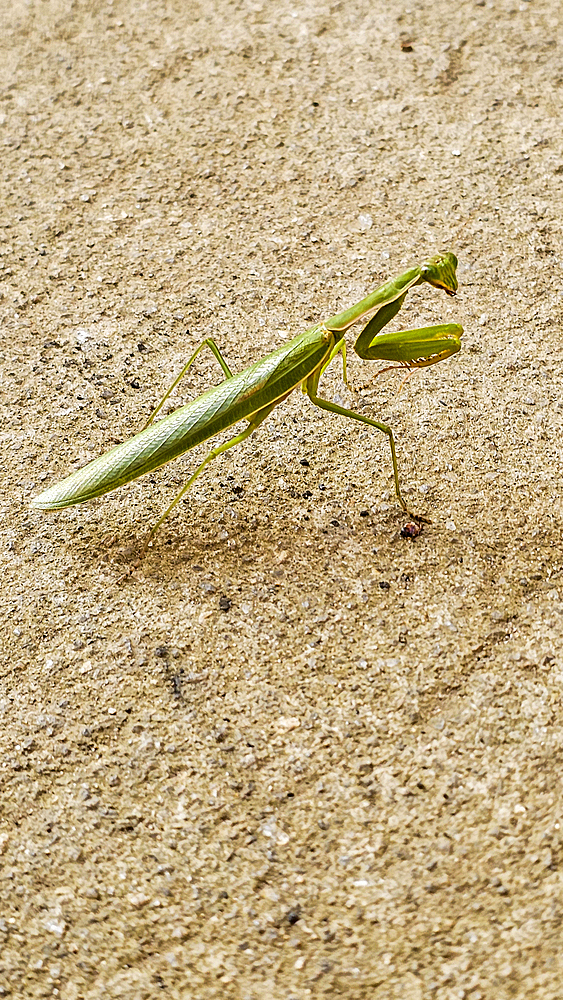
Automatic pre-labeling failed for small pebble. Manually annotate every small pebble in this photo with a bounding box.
[401,521,422,539]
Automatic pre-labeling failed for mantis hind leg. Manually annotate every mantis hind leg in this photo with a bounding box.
[305,379,429,523]
[143,402,277,549]
[142,337,235,431]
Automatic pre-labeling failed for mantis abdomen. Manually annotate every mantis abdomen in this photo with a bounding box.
[31,325,334,509]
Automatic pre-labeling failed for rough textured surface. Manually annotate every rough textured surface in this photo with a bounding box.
[2,1,563,998]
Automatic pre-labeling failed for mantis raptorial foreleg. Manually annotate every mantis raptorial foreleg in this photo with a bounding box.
[353,296,407,358]
[354,300,463,392]
[142,337,235,430]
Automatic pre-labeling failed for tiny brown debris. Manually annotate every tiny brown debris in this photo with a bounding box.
[401,521,423,539]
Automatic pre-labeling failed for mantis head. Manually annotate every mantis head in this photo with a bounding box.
[419,252,458,296]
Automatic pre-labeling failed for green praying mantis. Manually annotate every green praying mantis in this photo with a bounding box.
[30,252,462,546]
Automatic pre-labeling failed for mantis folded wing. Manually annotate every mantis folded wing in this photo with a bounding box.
[30,252,463,544]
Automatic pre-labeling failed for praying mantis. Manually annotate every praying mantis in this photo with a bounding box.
[30,252,462,546]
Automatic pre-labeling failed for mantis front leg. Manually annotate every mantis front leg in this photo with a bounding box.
[326,252,461,390]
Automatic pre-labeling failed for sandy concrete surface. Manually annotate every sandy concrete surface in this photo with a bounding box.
[1,1,563,997]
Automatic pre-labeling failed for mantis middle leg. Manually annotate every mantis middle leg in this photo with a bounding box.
[319,335,348,386]
[304,366,427,522]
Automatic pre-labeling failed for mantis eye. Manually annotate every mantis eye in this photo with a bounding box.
[421,251,458,296]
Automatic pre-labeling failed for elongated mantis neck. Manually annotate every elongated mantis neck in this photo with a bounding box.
[325,267,422,332]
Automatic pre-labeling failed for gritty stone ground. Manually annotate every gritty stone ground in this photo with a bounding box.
[1,1,563,997]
